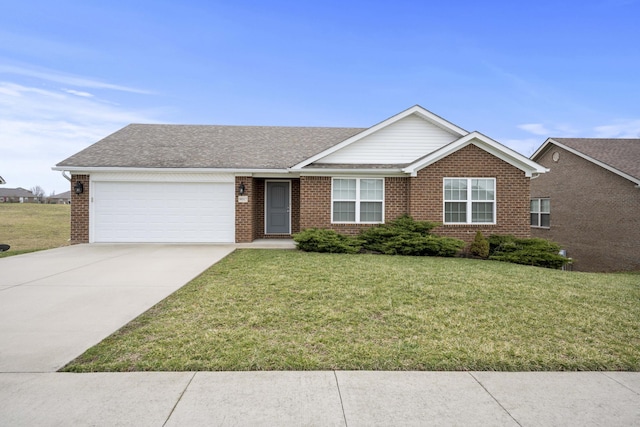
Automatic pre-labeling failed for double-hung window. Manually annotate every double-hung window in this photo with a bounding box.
[332,178,384,223]
[530,198,550,227]
[443,178,495,224]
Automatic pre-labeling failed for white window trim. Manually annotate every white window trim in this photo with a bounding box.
[530,197,550,229]
[331,177,385,224]
[443,178,496,225]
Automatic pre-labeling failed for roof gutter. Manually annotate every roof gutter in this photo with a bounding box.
[51,166,291,174]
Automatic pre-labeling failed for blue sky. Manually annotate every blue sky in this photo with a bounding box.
[1,0,638,194]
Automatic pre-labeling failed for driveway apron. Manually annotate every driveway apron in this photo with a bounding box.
[0,244,234,372]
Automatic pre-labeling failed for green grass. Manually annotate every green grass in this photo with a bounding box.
[0,203,70,257]
[63,250,640,372]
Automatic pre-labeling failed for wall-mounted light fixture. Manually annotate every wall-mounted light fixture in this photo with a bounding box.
[74,181,84,195]
[238,183,245,195]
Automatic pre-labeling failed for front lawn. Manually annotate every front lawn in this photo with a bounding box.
[63,250,640,372]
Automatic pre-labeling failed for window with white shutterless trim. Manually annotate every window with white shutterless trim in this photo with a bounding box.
[443,178,496,224]
[332,178,384,223]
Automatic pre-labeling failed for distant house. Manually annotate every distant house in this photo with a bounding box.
[48,191,72,204]
[530,138,640,272]
[0,188,37,203]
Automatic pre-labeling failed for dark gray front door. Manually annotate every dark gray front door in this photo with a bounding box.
[266,181,290,234]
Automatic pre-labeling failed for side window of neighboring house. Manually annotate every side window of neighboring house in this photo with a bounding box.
[443,178,496,224]
[530,198,550,227]
[332,178,384,223]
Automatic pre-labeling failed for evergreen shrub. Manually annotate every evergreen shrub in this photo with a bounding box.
[488,235,569,269]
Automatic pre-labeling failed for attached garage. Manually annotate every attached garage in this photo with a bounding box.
[90,174,235,243]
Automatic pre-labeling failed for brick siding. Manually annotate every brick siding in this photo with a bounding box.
[410,144,531,243]
[235,176,254,243]
[531,145,640,272]
[70,174,90,244]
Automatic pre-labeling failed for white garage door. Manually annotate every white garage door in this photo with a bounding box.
[92,181,235,243]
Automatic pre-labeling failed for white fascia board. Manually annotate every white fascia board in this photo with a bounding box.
[539,138,640,186]
[298,168,405,177]
[403,132,549,177]
[290,105,468,170]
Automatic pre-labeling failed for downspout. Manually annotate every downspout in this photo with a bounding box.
[61,171,72,182]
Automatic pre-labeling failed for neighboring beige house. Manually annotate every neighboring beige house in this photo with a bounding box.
[530,138,640,272]
[54,105,547,245]
[0,188,37,203]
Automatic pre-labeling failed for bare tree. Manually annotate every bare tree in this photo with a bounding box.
[31,185,46,203]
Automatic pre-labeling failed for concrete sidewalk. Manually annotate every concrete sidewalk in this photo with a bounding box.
[0,371,638,426]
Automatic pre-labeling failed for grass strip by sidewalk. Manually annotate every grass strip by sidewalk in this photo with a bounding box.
[63,249,640,372]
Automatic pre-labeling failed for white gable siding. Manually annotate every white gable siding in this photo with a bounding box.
[317,114,462,164]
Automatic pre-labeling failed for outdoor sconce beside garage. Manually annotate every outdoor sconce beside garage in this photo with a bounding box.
[237,182,248,203]
[74,181,84,195]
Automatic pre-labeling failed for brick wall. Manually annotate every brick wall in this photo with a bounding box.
[410,144,531,243]
[253,179,265,239]
[235,176,254,243]
[70,174,89,244]
[299,175,410,236]
[531,145,640,272]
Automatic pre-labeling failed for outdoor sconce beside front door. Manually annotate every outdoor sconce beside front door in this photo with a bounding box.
[238,183,245,195]
[74,181,84,195]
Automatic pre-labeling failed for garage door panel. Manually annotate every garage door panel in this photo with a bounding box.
[92,182,235,243]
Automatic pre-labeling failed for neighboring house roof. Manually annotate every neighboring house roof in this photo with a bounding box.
[532,138,640,185]
[56,125,366,169]
[50,190,71,199]
[0,187,35,197]
[54,105,546,177]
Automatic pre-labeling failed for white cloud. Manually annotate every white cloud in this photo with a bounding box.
[516,119,640,140]
[0,81,162,193]
[0,64,153,95]
[517,123,550,136]
[593,119,640,138]
[64,89,94,98]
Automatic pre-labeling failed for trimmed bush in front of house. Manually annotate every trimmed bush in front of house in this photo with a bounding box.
[468,230,490,258]
[294,217,570,270]
[295,215,464,257]
[488,235,570,269]
[293,228,362,254]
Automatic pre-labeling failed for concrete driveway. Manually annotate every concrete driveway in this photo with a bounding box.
[0,244,234,372]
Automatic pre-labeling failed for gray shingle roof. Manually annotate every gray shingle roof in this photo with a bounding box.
[552,138,640,181]
[0,188,35,197]
[49,190,71,199]
[56,124,366,169]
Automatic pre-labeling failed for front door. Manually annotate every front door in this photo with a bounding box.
[266,181,290,234]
